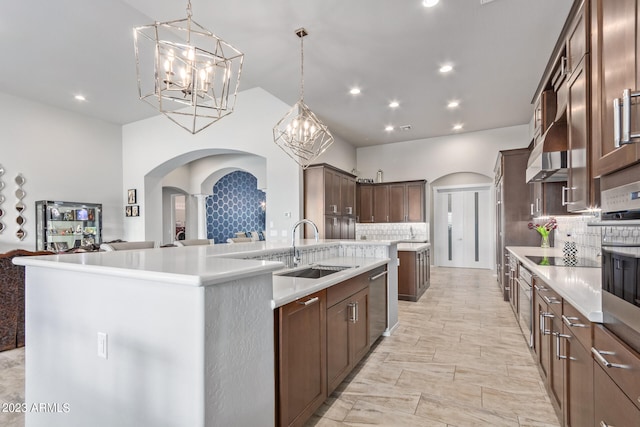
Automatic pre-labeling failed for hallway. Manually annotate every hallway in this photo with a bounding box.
[307,267,560,426]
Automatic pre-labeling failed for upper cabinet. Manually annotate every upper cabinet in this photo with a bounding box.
[591,0,640,177]
[357,180,425,223]
[304,164,357,239]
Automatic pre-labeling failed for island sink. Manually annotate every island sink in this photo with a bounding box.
[278,264,355,279]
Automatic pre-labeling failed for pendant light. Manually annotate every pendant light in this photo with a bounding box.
[134,0,244,134]
[273,28,334,169]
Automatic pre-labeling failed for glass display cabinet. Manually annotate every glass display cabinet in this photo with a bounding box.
[35,201,102,252]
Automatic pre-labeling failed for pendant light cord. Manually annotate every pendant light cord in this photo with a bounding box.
[299,32,305,102]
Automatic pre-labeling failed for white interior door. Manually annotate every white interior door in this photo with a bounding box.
[434,186,492,269]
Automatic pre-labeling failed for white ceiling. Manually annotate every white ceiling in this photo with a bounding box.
[0,0,572,147]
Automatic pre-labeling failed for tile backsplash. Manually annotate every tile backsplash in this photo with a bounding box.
[355,222,429,242]
[553,214,601,260]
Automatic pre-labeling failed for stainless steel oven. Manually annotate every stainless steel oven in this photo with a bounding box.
[517,264,533,348]
[600,178,640,353]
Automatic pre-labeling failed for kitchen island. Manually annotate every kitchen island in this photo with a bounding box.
[14,239,397,427]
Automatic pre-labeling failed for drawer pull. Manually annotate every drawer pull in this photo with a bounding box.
[591,347,627,369]
[600,421,613,427]
[297,296,319,306]
[534,284,549,292]
[369,271,388,281]
[543,295,561,304]
[562,314,587,328]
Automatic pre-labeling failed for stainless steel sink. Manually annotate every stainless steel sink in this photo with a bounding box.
[278,265,356,279]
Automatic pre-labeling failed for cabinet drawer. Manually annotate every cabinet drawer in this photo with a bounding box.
[562,300,592,350]
[533,277,563,314]
[327,271,369,308]
[593,325,640,411]
[594,362,640,427]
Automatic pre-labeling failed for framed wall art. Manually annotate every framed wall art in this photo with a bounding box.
[127,189,137,204]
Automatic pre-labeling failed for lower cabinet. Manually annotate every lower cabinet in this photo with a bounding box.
[398,248,430,302]
[327,285,369,393]
[275,268,385,426]
[593,363,640,427]
[275,290,327,427]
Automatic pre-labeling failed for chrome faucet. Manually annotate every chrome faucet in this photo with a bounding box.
[291,219,319,266]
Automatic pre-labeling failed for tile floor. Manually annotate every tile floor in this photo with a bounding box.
[0,267,559,427]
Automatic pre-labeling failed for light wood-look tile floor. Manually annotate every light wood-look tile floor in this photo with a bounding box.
[0,267,559,427]
[306,267,560,427]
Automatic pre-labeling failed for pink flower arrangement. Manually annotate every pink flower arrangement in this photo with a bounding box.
[528,217,557,238]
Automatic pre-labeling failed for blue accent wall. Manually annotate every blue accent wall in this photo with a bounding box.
[206,171,266,244]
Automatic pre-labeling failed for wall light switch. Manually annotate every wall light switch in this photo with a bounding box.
[97,332,108,359]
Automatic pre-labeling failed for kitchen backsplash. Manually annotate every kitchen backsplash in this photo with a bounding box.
[553,214,601,260]
[355,222,429,242]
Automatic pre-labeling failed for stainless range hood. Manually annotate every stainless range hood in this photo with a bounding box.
[526,109,568,183]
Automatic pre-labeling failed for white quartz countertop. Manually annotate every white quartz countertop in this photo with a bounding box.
[272,256,390,308]
[13,247,284,287]
[506,246,602,322]
[397,242,430,252]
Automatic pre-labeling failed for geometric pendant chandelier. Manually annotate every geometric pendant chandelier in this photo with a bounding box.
[273,28,334,169]
[133,0,244,134]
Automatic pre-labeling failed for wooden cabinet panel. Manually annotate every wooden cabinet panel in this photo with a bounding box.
[567,59,591,211]
[592,0,640,176]
[373,185,389,223]
[398,248,430,302]
[327,287,369,394]
[562,326,594,427]
[406,182,425,222]
[276,291,327,427]
[549,311,564,414]
[594,362,640,427]
[357,185,374,223]
[389,184,405,223]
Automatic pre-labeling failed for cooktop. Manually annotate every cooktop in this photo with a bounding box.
[525,255,601,268]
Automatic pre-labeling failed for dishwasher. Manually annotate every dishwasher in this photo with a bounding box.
[518,264,533,348]
[368,266,388,344]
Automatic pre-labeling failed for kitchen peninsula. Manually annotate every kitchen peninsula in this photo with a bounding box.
[14,239,398,427]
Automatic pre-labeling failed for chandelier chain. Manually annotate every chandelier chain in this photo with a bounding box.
[299,33,305,101]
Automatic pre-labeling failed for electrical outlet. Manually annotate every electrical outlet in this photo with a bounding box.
[97,332,108,359]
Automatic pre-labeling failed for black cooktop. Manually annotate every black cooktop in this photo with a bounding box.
[525,255,601,268]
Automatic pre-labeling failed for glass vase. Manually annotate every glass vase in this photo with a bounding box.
[540,234,550,248]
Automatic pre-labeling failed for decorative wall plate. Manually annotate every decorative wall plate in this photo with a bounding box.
[15,173,25,241]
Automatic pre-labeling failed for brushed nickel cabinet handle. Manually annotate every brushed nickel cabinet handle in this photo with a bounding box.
[369,271,388,281]
[591,347,627,369]
[543,295,561,304]
[614,96,622,147]
[297,296,319,306]
[562,314,587,328]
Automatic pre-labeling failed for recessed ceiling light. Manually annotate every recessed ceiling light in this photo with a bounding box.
[389,101,400,108]
[422,0,440,7]
[349,87,361,95]
[447,100,460,108]
[385,125,395,132]
[439,64,453,73]
[453,123,463,131]
[74,95,86,101]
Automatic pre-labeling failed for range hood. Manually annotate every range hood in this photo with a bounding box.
[526,108,568,183]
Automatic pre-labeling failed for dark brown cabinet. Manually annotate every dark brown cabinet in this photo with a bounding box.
[592,325,640,427]
[357,180,425,223]
[591,0,640,177]
[398,247,430,302]
[529,182,568,217]
[326,278,369,394]
[304,164,356,239]
[561,319,593,427]
[275,291,327,427]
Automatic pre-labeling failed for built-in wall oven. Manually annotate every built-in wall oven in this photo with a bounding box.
[600,178,640,353]
[517,264,533,348]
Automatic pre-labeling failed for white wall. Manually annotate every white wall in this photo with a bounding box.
[122,87,357,245]
[356,125,530,183]
[0,92,123,253]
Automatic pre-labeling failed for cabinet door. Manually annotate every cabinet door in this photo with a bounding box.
[327,298,351,393]
[373,185,389,223]
[277,291,327,427]
[350,288,370,364]
[593,0,640,176]
[549,314,564,412]
[535,292,551,380]
[594,363,640,427]
[406,182,425,222]
[357,185,374,223]
[340,216,355,240]
[563,329,594,427]
[325,216,339,239]
[324,169,341,215]
[342,177,356,216]
[389,184,406,222]
[397,251,416,301]
[567,59,590,211]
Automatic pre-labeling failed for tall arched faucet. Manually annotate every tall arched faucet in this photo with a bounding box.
[291,219,319,266]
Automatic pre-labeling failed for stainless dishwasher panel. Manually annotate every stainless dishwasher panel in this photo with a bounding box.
[368,267,388,344]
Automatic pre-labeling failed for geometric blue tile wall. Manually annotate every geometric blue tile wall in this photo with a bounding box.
[205,170,266,244]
